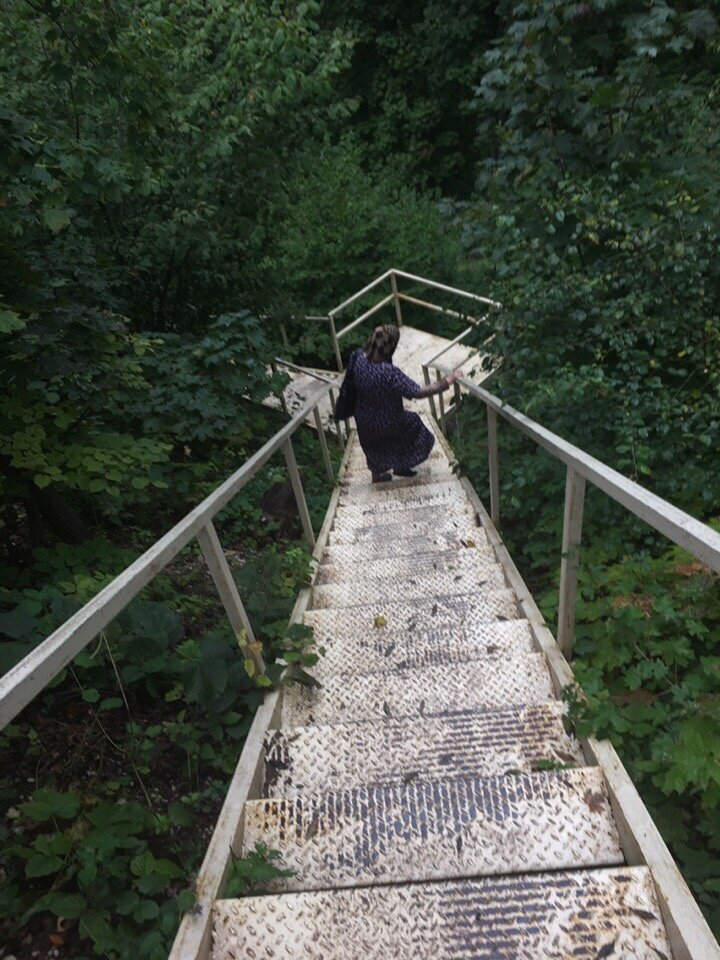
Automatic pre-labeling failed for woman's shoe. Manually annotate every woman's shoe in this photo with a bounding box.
[372,472,392,483]
[393,468,417,478]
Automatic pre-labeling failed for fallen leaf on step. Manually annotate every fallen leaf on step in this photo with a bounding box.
[460,538,476,549]
[374,615,387,629]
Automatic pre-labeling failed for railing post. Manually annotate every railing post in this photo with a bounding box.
[282,437,315,550]
[390,270,403,327]
[329,315,343,372]
[270,361,289,416]
[558,466,586,661]
[423,363,439,424]
[196,521,265,675]
[313,407,335,484]
[328,389,345,452]
[453,381,462,418]
[437,370,447,436]
[487,406,500,529]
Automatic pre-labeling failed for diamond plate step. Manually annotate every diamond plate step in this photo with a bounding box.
[338,477,462,505]
[242,767,622,892]
[334,482,466,525]
[280,653,554,727]
[213,865,671,960]
[316,545,496,585]
[311,563,506,609]
[321,528,491,563]
[342,457,454,489]
[262,702,584,798]
[304,590,520,638]
[329,503,478,542]
[310,619,535,679]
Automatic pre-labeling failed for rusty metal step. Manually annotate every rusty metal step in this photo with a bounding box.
[212,865,671,960]
[311,563,506,609]
[280,653,554,728]
[339,477,462,504]
[315,545,496,584]
[304,590,520,641]
[328,504,479,544]
[332,482,468,530]
[262,702,584,798]
[308,618,535,680]
[321,526,490,563]
[242,767,623,892]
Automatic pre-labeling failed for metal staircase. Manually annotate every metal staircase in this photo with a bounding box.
[1,271,719,959]
[209,419,674,959]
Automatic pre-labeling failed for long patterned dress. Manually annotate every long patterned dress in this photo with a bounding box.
[351,349,435,474]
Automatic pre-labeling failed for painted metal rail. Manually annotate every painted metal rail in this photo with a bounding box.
[422,370,720,660]
[0,383,339,730]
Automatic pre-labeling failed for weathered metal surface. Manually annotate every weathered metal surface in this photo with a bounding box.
[212,865,672,960]
[311,562,507,609]
[309,619,535,679]
[242,767,623,892]
[339,477,463,505]
[328,506,478,547]
[303,590,519,638]
[280,653,554,728]
[315,546,499,585]
[333,482,468,524]
[262,702,584,798]
[321,526,491,563]
[341,461,454,485]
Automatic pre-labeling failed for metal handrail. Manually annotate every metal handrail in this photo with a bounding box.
[446,377,720,659]
[325,268,501,372]
[272,357,339,386]
[0,384,338,730]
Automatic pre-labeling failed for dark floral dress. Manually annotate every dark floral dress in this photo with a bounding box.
[351,349,435,474]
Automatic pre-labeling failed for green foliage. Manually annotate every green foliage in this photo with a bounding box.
[1,789,196,959]
[264,139,462,341]
[224,842,295,897]
[321,1,497,192]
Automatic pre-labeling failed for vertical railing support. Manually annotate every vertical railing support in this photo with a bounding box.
[313,408,335,485]
[453,381,462,419]
[282,437,315,550]
[423,364,439,424]
[329,315,343,372]
[558,466,586,661]
[390,270,403,327]
[196,521,265,675]
[328,389,345,452]
[436,370,447,436]
[270,361,288,416]
[487,406,500,529]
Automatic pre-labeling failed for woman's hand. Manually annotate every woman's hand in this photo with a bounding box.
[448,369,464,385]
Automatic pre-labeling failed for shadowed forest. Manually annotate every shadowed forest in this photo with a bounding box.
[1,2,719,956]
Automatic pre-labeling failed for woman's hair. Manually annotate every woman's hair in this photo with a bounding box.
[364,324,400,363]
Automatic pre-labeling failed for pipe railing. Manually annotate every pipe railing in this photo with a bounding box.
[0,384,339,731]
[429,376,720,661]
[326,268,501,372]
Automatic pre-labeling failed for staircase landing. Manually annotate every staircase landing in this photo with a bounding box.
[265,324,493,427]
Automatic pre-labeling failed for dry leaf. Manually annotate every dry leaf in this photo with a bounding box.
[374,614,387,629]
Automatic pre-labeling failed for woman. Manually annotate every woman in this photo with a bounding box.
[351,323,463,483]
